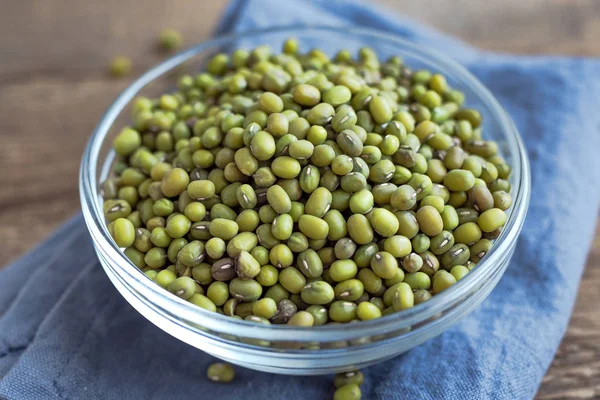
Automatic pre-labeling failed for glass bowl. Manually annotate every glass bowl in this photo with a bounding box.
[80,26,530,375]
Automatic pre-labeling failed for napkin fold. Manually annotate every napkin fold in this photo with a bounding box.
[1,0,599,399]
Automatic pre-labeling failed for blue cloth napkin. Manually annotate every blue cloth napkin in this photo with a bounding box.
[2,1,600,399]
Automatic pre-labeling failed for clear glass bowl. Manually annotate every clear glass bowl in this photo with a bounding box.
[80,27,530,375]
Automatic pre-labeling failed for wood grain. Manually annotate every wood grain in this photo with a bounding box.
[0,1,597,398]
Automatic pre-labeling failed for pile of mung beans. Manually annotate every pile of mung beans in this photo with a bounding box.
[103,37,513,399]
[102,37,511,338]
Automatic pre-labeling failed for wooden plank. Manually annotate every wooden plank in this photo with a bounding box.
[377,0,600,56]
[0,1,597,398]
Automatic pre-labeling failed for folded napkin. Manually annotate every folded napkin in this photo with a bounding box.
[1,0,599,399]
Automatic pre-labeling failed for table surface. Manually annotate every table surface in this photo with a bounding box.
[0,1,598,398]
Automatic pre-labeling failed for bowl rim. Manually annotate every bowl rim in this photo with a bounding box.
[80,25,530,342]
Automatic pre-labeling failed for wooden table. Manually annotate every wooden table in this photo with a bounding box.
[0,1,597,398]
